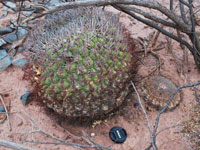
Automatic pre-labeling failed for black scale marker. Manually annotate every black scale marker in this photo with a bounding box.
[109,126,127,143]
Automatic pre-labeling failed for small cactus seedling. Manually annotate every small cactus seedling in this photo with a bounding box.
[25,7,137,120]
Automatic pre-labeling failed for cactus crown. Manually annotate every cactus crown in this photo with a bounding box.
[25,7,136,120]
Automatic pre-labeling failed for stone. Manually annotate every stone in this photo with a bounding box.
[12,58,27,68]
[0,106,5,112]
[17,28,28,39]
[26,11,34,16]
[48,0,62,6]
[0,38,6,46]
[0,27,13,35]
[20,91,32,105]
[0,11,8,19]
[2,33,17,44]
[91,133,95,137]
[3,28,28,44]
[0,49,7,60]
[0,56,12,71]
[2,7,15,13]
[17,46,24,53]
[4,1,16,9]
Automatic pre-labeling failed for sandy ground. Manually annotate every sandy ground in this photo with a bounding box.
[0,1,200,150]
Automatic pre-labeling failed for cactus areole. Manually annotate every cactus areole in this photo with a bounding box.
[25,7,136,120]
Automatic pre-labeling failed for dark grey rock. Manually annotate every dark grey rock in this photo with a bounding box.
[17,28,28,39]
[9,21,17,29]
[0,27,13,35]
[20,91,32,105]
[4,1,16,9]
[26,11,34,16]
[2,33,17,44]
[17,46,24,53]
[0,49,7,60]
[0,56,12,71]
[3,28,28,44]
[0,106,5,112]
[12,58,27,68]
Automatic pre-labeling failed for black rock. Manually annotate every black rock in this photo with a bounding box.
[2,28,28,44]
[20,91,32,105]
[0,106,6,112]
[0,27,13,35]
[0,49,7,60]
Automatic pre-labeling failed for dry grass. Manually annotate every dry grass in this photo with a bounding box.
[182,104,200,150]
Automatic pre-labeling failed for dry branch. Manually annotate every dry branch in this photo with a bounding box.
[0,140,38,150]
[1,0,200,69]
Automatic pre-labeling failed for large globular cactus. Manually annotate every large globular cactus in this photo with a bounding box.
[24,7,137,119]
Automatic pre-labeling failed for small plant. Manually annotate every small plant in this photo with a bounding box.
[25,7,137,120]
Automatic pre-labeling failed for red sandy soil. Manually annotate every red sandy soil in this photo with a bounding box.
[0,1,200,150]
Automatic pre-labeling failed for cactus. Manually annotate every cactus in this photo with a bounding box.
[25,7,136,119]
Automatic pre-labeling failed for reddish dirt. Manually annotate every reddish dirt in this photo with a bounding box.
[0,2,200,150]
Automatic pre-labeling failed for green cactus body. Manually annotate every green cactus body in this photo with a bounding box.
[26,7,136,119]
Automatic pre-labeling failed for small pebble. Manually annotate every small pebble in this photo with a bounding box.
[0,49,7,60]
[17,46,24,53]
[20,91,32,105]
[0,106,5,112]
[12,58,27,68]
[0,27,13,35]
[91,133,95,137]
[0,56,12,71]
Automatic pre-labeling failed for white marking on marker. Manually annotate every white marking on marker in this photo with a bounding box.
[116,130,121,138]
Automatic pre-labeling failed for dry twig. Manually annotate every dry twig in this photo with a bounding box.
[0,95,11,131]
[0,140,38,150]
[20,111,111,150]
[131,81,155,150]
